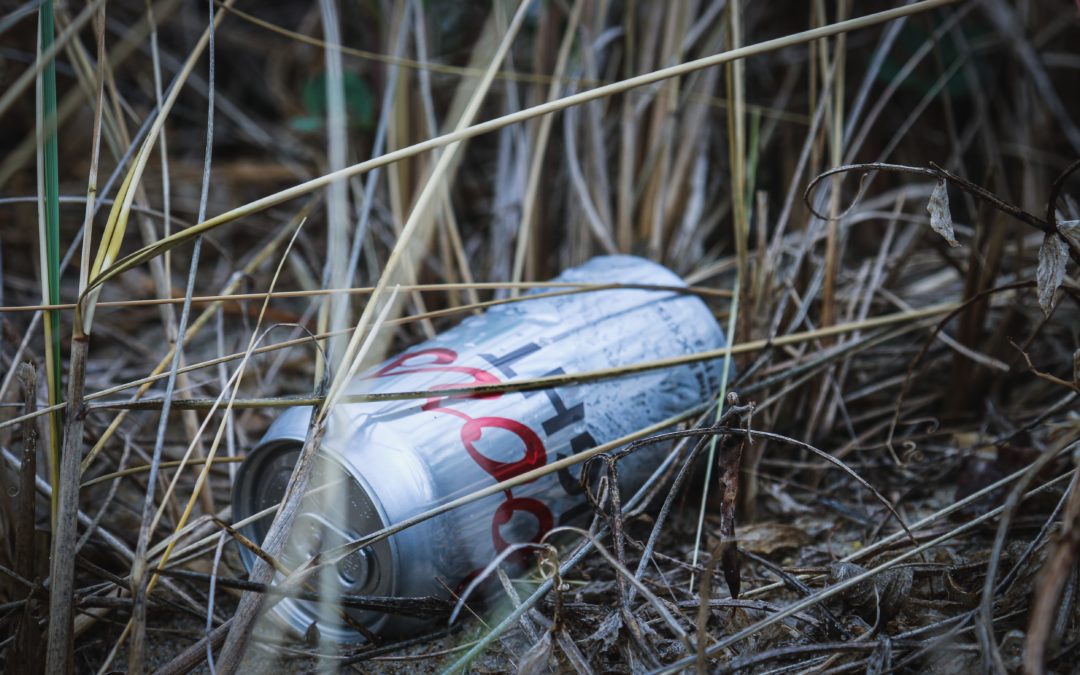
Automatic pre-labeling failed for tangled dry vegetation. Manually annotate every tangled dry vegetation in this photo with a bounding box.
[1,0,1079,672]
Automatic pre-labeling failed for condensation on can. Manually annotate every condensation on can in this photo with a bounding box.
[231,255,727,642]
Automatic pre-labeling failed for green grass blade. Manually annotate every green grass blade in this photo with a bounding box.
[37,0,63,520]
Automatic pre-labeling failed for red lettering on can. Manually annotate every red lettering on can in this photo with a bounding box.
[460,415,546,482]
[491,495,554,554]
[369,348,500,402]
[369,348,556,566]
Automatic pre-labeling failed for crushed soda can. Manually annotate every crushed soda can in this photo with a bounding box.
[231,255,727,642]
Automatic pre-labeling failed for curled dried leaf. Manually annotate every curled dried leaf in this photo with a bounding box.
[586,612,622,650]
[829,561,913,621]
[735,522,812,555]
[867,637,893,675]
[1036,233,1069,316]
[927,179,960,247]
[517,632,553,675]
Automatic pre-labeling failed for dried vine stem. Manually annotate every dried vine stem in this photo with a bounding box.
[804,161,1080,263]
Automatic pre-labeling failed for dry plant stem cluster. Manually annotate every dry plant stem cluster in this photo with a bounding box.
[1,0,1079,672]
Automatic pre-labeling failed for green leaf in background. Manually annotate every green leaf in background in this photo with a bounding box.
[290,70,374,133]
[875,20,991,98]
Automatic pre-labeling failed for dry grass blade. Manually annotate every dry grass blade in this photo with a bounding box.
[78,0,237,333]
[127,1,222,666]
[318,0,350,369]
[510,0,583,288]
[0,280,732,313]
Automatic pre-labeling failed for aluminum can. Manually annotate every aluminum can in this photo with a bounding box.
[232,255,727,642]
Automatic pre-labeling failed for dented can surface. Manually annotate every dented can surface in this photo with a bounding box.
[231,255,727,642]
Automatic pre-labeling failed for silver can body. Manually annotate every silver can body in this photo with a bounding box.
[232,255,726,642]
